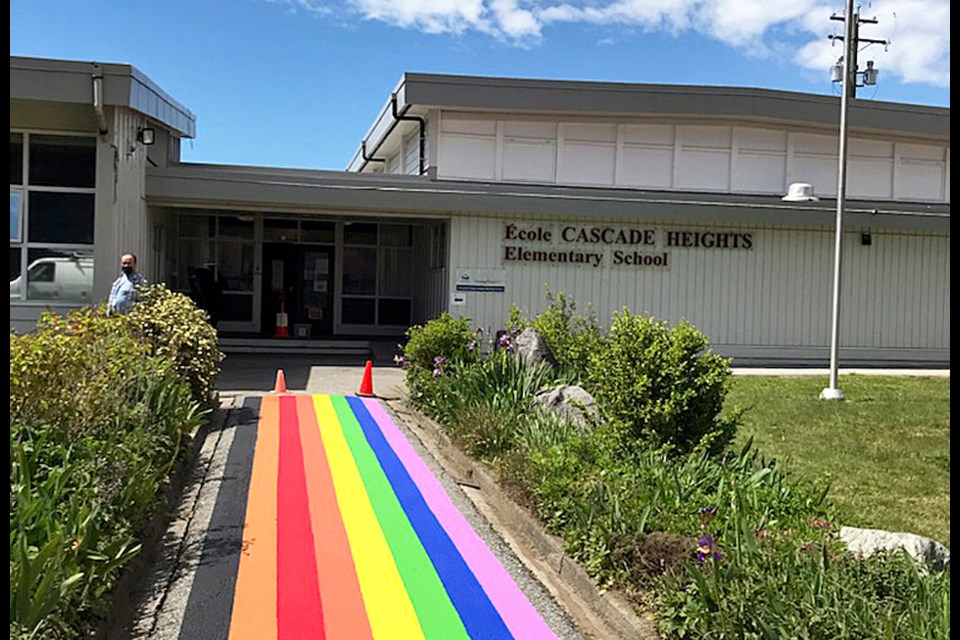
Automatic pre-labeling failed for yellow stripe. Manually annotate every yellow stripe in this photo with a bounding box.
[312,395,425,640]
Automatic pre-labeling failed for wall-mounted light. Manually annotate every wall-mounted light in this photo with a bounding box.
[782,182,820,202]
[138,127,156,145]
[861,232,872,246]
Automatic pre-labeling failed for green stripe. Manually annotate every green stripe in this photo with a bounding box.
[330,395,470,640]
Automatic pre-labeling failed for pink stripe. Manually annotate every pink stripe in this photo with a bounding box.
[361,398,558,640]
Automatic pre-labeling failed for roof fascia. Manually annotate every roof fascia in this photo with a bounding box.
[10,56,196,138]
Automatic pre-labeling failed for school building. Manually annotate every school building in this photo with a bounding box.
[10,55,950,365]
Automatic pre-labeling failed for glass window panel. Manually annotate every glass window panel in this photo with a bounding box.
[378,247,412,296]
[176,239,215,293]
[342,297,375,324]
[29,135,96,188]
[179,215,210,238]
[264,219,299,242]
[10,191,23,242]
[301,220,334,243]
[10,247,22,299]
[378,299,411,326]
[219,292,253,322]
[28,192,95,244]
[11,134,23,185]
[344,222,377,245]
[217,216,254,240]
[380,224,412,247]
[217,242,254,292]
[342,247,376,294]
[25,248,94,303]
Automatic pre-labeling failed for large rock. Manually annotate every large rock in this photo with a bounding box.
[839,526,950,572]
[514,328,557,368]
[534,384,598,428]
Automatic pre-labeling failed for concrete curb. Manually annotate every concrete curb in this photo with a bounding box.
[101,397,235,640]
[386,397,662,640]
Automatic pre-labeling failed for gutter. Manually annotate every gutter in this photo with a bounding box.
[92,63,108,136]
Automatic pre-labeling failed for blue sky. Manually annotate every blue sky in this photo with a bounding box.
[11,0,949,172]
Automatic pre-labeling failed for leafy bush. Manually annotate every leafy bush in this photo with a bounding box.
[10,307,159,436]
[400,312,481,400]
[401,296,950,640]
[528,290,606,382]
[10,305,205,638]
[587,310,736,455]
[126,284,224,406]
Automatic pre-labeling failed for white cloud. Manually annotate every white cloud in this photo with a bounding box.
[275,0,949,88]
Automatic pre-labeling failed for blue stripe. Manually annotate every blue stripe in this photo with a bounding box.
[346,396,513,640]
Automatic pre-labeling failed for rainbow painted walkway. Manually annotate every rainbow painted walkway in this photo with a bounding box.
[179,394,559,640]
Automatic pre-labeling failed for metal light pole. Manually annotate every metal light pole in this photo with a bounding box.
[820,0,856,401]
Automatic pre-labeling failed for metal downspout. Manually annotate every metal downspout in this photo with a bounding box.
[390,92,427,176]
[92,63,108,136]
[361,140,386,166]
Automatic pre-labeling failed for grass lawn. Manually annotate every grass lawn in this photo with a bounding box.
[723,374,950,548]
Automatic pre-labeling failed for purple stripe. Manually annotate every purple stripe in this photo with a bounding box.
[362,398,558,640]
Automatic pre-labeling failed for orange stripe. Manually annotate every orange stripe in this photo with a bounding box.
[296,395,373,640]
[229,395,279,640]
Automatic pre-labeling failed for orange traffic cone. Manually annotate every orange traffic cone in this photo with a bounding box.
[272,369,288,394]
[357,360,375,397]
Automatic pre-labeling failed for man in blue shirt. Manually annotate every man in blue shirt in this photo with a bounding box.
[108,252,145,314]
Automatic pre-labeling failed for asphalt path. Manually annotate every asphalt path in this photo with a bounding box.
[114,392,583,640]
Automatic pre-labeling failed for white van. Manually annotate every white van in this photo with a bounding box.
[10,255,94,303]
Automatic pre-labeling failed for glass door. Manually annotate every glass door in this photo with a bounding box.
[213,215,258,333]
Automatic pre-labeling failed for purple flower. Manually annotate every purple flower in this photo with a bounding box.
[498,333,511,348]
[811,518,833,530]
[432,367,442,378]
[696,535,723,563]
[393,354,407,368]
[433,355,446,366]
[466,340,476,352]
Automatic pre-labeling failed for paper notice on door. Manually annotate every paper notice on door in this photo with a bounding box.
[313,279,328,293]
[271,260,284,291]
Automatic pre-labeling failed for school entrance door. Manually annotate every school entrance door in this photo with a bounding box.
[262,244,334,338]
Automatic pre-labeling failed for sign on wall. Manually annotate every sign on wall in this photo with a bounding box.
[501,223,753,269]
[454,269,507,293]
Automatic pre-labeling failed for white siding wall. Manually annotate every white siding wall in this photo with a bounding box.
[411,224,448,323]
[436,115,950,203]
[448,214,949,362]
[93,107,151,297]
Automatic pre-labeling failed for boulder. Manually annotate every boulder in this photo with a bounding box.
[839,526,950,572]
[514,327,557,368]
[534,384,598,428]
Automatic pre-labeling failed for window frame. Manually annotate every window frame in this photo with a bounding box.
[10,129,98,303]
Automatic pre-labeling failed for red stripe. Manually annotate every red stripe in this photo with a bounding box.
[277,396,326,638]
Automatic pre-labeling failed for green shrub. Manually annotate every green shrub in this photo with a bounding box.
[126,284,224,406]
[10,307,158,436]
[529,290,606,383]
[587,310,736,456]
[10,305,204,638]
[401,312,480,400]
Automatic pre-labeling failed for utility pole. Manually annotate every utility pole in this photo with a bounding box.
[820,0,887,401]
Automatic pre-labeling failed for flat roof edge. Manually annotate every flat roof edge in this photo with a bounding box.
[10,55,196,138]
